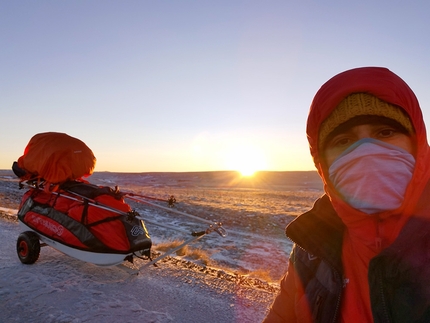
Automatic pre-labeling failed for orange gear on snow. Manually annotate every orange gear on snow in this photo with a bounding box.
[17,132,96,184]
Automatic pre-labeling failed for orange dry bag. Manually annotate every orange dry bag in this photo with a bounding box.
[15,132,96,184]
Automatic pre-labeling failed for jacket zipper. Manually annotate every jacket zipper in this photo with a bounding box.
[373,217,391,322]
[331,270,343,323]
[377,267,391,323]
[295,243,343,323]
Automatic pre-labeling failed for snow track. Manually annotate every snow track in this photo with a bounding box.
[0,218,275,323]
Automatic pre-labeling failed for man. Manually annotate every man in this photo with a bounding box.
[263,67,430,322]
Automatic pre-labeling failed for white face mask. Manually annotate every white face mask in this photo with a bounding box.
[328,138,415,214]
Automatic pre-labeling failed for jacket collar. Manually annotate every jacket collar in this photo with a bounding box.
[287,180,430,272]
[377,179,430,258]
[286,194,344,272]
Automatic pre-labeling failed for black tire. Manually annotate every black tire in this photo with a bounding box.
[16,231,41,264]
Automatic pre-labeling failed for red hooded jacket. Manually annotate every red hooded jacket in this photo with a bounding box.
[263,67,430,322]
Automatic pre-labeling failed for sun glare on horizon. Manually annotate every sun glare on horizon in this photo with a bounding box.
[239,168,257,177]
[224,144,267,178]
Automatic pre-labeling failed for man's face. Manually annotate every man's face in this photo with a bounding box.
[323,122,415,167]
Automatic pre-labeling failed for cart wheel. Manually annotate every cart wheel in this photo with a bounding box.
[16,231,41,264]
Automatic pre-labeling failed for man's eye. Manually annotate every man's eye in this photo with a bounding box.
[327,137,352,149]
[379,128,395,137]
[332,137,351,147]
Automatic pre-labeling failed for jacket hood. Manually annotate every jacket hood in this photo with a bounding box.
[307,67,430,223]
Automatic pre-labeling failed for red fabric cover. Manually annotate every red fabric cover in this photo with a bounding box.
[20,190,89,250]
[24,212,90,249]
[20,189,131,252]
[67,194,131,251]
[17,132,96,184]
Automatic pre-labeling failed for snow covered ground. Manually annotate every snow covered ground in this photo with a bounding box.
[0,216,276,323]
[0,170,323,322]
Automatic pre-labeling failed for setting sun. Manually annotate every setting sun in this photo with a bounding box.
[239,168,257,177]
[224,144,267,177]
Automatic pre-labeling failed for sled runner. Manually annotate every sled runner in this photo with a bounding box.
[13,132,226,271]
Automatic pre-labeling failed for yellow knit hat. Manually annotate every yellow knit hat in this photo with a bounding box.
[319,93,414,150]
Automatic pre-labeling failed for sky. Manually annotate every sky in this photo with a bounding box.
[2,1,430,173]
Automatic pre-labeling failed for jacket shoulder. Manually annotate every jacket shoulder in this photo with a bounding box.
[287,195,344,271]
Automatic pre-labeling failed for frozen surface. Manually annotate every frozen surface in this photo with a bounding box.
[0,170,323,322]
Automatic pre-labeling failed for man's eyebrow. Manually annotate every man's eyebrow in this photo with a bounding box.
[323,117,409,143]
